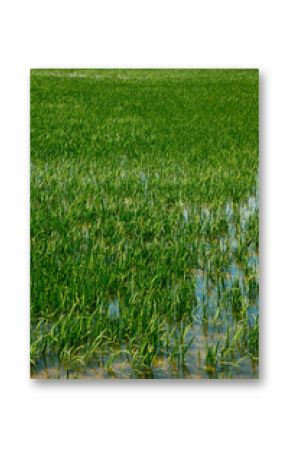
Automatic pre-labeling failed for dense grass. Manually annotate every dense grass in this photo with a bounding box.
[30,69,259,378]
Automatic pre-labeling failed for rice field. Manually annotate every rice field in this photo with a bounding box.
[30,69,259,379]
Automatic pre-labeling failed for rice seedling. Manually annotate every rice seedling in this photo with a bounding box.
[30,68,259,379]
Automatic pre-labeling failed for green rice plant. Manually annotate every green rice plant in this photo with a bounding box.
[30,68,259,379]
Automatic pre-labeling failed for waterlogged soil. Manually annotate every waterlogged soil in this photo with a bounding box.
[31,335,258,379]
[31,196,259,380]
[31,324,258,379]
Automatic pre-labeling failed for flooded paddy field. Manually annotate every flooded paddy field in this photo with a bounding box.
[30,69,259,379]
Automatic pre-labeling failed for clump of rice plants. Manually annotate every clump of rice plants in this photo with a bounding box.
[30,68,259,379]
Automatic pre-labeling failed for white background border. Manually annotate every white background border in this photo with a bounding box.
[0,1,289,448]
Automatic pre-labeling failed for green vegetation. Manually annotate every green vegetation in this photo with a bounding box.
[30,69,259,379]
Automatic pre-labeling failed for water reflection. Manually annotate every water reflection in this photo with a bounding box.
[31,194,259,379]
